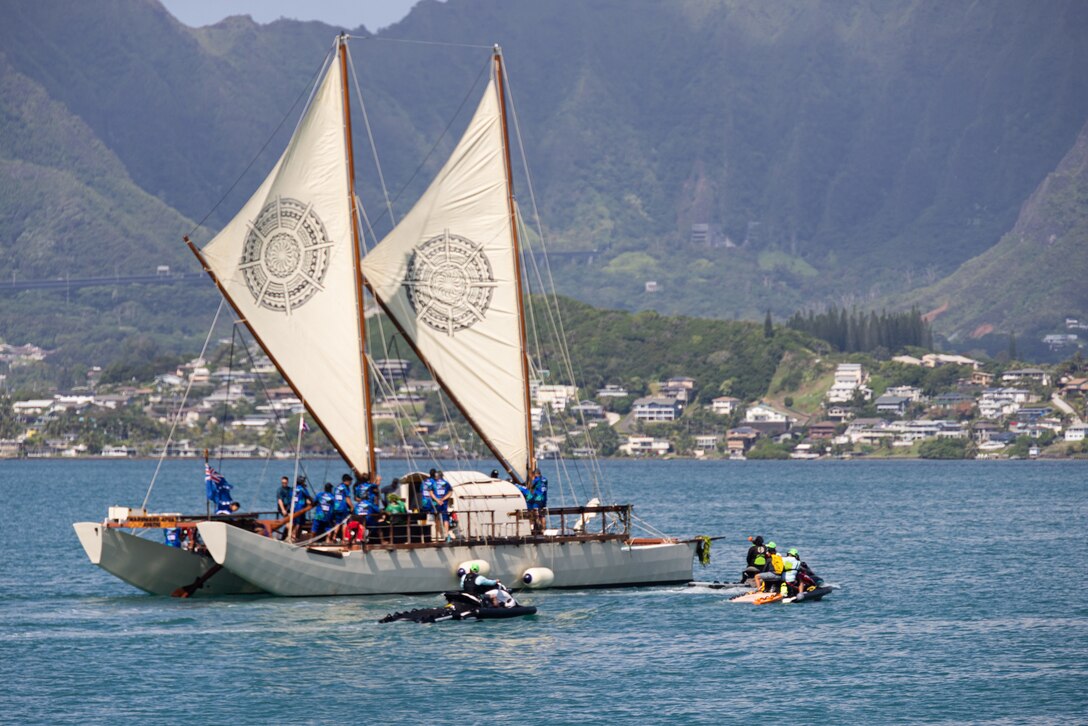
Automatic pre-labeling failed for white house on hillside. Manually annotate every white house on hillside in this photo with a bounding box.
[827,363,872,403]
[744,402,793,424]
[711,396,739,415]
[632,396,682,422]
[620,435,671,456]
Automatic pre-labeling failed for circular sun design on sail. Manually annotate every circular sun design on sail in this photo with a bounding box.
[404,230,497,336]
[239,197,334,315]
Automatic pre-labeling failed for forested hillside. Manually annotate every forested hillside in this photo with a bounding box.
[1,0,1087,360]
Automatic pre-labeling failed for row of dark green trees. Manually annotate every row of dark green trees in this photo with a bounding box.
[785,307,933,354]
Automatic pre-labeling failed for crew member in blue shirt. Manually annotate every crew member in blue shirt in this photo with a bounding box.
[420,469,437,517]
[332,475,353,527]
[352,472,370,503]
[311,483,336,538]
[289,476,314,538]
[526,468,548,534]
[430,470,454,540]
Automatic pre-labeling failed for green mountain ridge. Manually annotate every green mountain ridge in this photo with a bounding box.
[1,0,1086,352]
[905,120,1088,342]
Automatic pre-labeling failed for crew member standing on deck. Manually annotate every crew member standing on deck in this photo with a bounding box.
[431,470,454,541]
[421,469,437,519]
[311,483,335,538]
[527,468,548,534]
[276,476,292,517]
[289,476,314,538]
[332,475,353,534]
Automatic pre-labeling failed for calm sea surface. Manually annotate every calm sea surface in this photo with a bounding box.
[2,458,1085,723]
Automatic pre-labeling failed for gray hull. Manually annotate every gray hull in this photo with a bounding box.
[198,521,695,596]
[73,522,264,596]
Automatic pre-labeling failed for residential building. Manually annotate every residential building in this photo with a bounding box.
[826,363,871,403]
[13,400,54,417]
[807,421,838,440]
[931,393,975,409]
[374,359,411,378]
[710,396,739,415]
[632,396,682,422]
[843,418,891,446]
[744,402,794,436]
[694,434,720,451]
[1059,377,1088,395]
[971,421,1003,442]
[1001,368,1051,387]
[535,384,577,412]
[726,427,760,455]
[596,384,630,399]
[620,435,670,456]
[922,354,981,370]
[875,394,910,416]
[825,405,854,422]
[744,402,791,424]
[1065,423,1088,442]
[885,385,924,402]
[971,371,995,386]
[570,400,605,419]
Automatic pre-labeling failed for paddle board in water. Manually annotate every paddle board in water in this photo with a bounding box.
[727,589,764,603]
[753,592,784,605]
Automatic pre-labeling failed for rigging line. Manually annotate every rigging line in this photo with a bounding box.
[347,34,493,50]
[353,56,491,233]
[216,323,240,472]
[234,327,311,484]
[141,298,226,511]
[516,207,593,504]
[186,43,336,238]
[503,58,610,501]
[345,45,398,228]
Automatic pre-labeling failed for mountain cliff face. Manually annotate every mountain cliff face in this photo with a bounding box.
[907,121,1088,342]
[0,0,1086,349]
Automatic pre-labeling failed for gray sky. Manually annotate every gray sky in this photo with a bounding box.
[160,0,422,31]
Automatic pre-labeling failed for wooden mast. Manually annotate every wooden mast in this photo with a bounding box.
[493,45,536,478]
[339,33,378,477]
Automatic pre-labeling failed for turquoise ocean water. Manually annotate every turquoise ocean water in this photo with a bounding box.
[2,458,1086,723]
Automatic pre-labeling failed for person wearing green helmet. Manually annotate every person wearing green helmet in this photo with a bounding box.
[459,563,498,595]
[754,542,784,592]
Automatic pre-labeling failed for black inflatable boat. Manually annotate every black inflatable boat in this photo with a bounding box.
[380,590,537,623]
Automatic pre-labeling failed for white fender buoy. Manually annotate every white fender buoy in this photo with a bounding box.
[455,559,491,577]
[521,567,554,588]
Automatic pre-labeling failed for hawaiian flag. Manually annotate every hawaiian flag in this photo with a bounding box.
[205,463,227,502]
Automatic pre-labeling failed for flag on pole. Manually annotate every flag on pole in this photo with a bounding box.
[300,418,311,433]
[204,463,230,503]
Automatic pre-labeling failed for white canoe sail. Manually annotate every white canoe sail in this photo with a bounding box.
[195,52,372,474]
[360,73,531,481]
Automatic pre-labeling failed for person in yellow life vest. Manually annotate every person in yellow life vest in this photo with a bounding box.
[754,542,785,592]
[779,547,801,596]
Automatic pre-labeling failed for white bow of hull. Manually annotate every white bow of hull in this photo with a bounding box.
[198,521,695,597]
[73,522,264,596]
